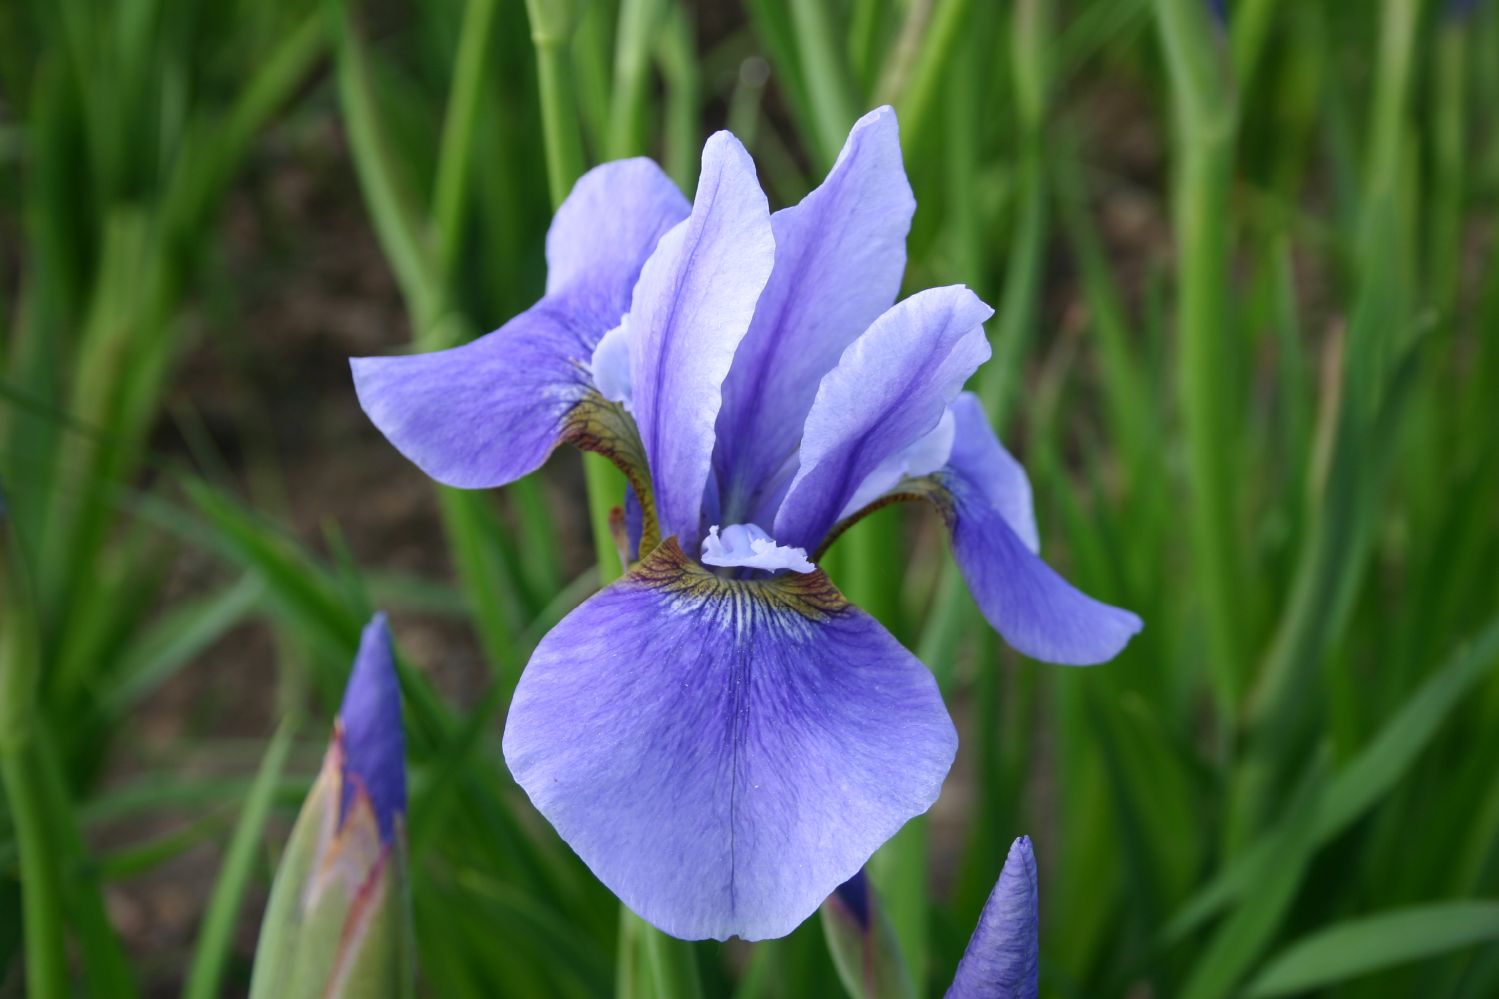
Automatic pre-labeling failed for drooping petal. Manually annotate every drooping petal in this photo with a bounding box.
[339,613,406,842]
[352,161,687,490]
[352,299,592,488]
[946,393,1038,552]
[502,541,957,941]
[628,133,776,545]
[773,286,993,551]
[933,412,1141,665]
[946,837,1039,999]
[714,106,915,523]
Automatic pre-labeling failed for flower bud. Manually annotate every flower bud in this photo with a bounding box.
[821,869,916,999]
[249,614,412,999]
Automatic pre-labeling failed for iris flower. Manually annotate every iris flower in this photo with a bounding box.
[353,107,1139,940]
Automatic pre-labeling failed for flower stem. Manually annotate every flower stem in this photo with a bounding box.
[525,0,629,583]
[1152,0,1245,717]
[433,0,501,284]
[1,537,68,999]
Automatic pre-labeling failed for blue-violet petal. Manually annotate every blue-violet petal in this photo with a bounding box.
[502,541,956,941]
[947,836,1039,999]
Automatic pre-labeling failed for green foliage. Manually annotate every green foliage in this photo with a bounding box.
[2,0,1497,995]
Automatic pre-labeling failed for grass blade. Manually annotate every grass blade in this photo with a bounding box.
[183,713,300,999]
[1245,902,1499,998]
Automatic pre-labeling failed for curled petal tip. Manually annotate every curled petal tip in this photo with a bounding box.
[339,613,406,841]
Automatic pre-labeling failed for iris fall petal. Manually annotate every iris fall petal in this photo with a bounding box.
[352,160,687,490]
[934,403,1141,665]
[502,541,957,941]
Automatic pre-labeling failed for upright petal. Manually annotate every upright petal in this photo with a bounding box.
[353,161,687,490]
[714,107,915,523]
[933,408,1141,665]
[339,613,406,842]
[628,133,776,545]
[947,837,1039,999]
[773,286,993,551]
[502,541,957,941]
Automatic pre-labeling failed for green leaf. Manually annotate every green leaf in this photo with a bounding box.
[1179,749,1329,999]
[1244,902,1499,997]
[1166,616,1499,940]
[185,714,300,999]
[99,573,263,717]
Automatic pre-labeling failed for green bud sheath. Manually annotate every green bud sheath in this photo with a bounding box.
[250,730,414,999]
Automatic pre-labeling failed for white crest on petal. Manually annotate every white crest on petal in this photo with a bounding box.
[700,523,816,575]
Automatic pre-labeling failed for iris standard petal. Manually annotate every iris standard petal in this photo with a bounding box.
[714,106,915,523]
[353,160,686,490]
[935,445,1141,666]
[947,837,1039,999]
[502,541,957,942]
[628,132,776,545]
[773,286,994,551]
[545,159,691,299]
[339,613,406,842]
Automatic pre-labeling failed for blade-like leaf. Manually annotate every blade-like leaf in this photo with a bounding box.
[1245,902,1499,997]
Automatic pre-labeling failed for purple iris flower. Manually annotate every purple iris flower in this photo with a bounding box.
[948,837,1040,998]
[352,107,1140,940]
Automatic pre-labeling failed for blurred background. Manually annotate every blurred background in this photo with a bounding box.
[1,0,1497,995]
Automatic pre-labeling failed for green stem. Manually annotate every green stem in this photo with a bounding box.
[1,541,67,999]
[0,748,68,999]
[642,913,705,999]
[524,0,628,583]
[1152,0,1245,716]
[606,0,663,160]
[525,0,587,209]
[433,0,500,286]
[788,0,858,167]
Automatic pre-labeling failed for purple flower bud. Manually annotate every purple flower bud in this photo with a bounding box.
[248,613,413,999]
[338,613,405,841]
[831,869,872,931]
[947,837,1039,999]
